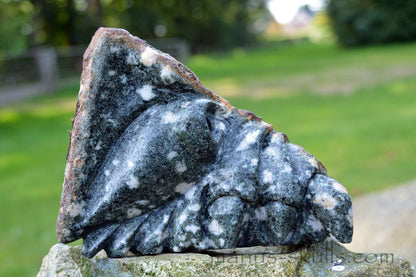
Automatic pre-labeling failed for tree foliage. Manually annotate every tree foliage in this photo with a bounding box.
[0,1,33,52]
[0,0,268,52]
[327,0,416,46]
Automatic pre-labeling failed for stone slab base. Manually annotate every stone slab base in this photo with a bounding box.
[37,240,415,277]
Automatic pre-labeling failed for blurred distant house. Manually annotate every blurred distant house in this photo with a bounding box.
[281,5,315,37]
[265,5,332,42]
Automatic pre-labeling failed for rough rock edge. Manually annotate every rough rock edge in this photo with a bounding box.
[38,240,416,277]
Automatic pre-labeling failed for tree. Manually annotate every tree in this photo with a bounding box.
[104,0,269,52]
[327,0,416,46]
[0,0,33,52]
[0,0,269,53]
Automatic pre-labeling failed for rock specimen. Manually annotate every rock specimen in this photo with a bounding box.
[57,27,353,259]
[37,241,416,277]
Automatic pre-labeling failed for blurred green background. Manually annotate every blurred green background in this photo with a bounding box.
[1,0,416,276]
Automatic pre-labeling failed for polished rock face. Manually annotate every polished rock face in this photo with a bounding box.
[57,28,353,259]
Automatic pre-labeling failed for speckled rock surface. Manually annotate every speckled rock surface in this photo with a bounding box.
[37,240,415,277]
[57,27,353,258]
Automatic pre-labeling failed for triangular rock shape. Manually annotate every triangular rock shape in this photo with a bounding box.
[57,28,353,258]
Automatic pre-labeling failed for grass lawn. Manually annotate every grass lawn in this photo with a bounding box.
[1,40,416,276]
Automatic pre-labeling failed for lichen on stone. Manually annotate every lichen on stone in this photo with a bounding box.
[37,241,416,277]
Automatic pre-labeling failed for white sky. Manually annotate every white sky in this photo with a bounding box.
[267,0,324,24]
